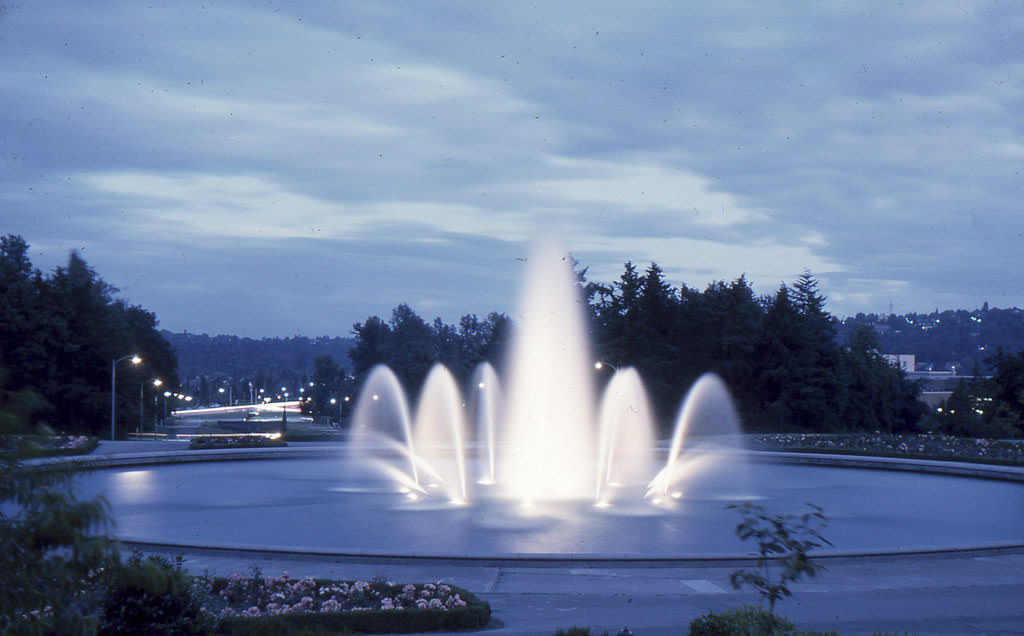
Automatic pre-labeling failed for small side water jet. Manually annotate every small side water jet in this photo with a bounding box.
[595,366,656,507]
[411,365,468,503]
[468,363,502,486]
[349,236,747,510]
[647,372,744,501]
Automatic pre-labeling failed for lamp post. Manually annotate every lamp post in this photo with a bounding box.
[110,354,142,440]
[594,361,618,372]
[329,396,350,427]
[162,390,172,430]
[140,378,162,434]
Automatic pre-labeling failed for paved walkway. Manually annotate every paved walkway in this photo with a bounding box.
[94,440,1024,635]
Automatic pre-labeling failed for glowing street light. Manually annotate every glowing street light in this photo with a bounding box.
[329,395,351,426]
[140,378,162,433]
[594,361,618,372]
[110,354,142,440]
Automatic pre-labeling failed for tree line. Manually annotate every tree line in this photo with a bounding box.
[3,230,1021,438]
[338,260,1024,438]
[0,235,177,437]
[585,263,924,435]
[345,261,1024,438]
[162,331,354,407]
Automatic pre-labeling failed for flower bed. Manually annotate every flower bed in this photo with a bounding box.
[188,435,286,450]
[0,434,97,458]
[208,571,490,634]
[748,432,1024,464]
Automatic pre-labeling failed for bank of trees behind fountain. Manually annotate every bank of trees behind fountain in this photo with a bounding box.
[585,263,926,435]
[348,261,1023,438]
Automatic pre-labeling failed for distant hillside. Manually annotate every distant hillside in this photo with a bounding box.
[837,305,1024,373]
[162,331,355,382]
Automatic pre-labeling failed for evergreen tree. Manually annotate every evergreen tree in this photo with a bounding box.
[0,237,177,436]
[981,347,1024,436]
[840,325,923,432]
[694,276,763,420]
[386,304,435,396]
[349,315,391,382]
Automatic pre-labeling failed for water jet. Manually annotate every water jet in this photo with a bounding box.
[349,235,744,510]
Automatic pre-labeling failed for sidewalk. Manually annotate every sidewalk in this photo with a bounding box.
[132,545,1024,635]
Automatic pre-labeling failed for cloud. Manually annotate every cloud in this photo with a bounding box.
[3,0,1024,336]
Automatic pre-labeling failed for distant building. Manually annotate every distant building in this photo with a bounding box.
[884,353,916,372]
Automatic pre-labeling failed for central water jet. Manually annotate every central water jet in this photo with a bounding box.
[349,235,744,509]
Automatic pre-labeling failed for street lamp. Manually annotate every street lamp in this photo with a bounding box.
[140,378,162,434]
[162,390,172,429]
[594,361,618,372]
[329,395,350,427]
[110,354,142,440]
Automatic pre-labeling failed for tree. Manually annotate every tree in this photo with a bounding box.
[350,306,511,401]
[728,502,830,615]
[692,276,763,421]
[0,238,179,437]
[590,262,684,428]
[768,273,844,431]
[310,354,344,420]
[978,347,1024,437]
[349,315,391,383]
[0,236,44,384]
[840,325,923,432]
[385,304,435,396]
[0,384,116,633]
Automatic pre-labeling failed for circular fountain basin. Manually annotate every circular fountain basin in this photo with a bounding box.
[73,451,1024,560]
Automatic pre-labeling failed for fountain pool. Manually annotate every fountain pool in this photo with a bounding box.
[75,235,1024,560]
[73,453,1024,558]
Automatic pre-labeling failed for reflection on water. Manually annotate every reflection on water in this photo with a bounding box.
[110,469,155,504]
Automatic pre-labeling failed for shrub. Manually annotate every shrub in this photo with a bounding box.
[728,502,830,615]
[1,432,98,459]
[1,449,114,634]
[688,605,798,635]
[100,552,215,635]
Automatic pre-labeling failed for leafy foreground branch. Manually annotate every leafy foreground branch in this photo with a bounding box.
[728,502,831,615]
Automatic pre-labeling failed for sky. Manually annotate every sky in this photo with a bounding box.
[2,2,1023,338]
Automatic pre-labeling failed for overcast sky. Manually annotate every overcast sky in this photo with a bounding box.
[3,2,1022,337]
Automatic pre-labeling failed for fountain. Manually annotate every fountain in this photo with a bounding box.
[72,236,1024,559]
[349,235,745,510]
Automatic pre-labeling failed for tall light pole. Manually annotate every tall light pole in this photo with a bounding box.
[330,396,350,427]
[110,354,142,440]
[162,390,172,430]
[140,378,162,434]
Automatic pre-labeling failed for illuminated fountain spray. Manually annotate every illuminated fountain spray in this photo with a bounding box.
[411,365,468,503]
[595,367,656,507]
[647,372,744,502]
[349,235,744,509]
[469,363,501,487]
[499,233,596,502]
